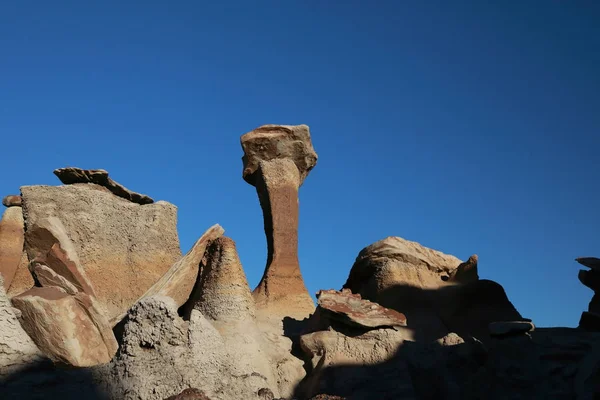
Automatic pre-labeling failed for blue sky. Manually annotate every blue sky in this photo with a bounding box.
[1,1,599,328]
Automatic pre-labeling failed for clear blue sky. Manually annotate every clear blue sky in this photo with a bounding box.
[1,1,598,328]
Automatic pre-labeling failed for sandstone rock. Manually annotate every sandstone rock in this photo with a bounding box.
[242,125,317,319]
[11,287,118,367]
[0,274,45,377]
[0,206,25,290]
[489,321,535,337]
[109,296,277,400]
[2,195,22,207]
[579,269,600,291]
[53,167,154,205]
[6,251,34,297]
[240,124,317,186]
[164,388,211,400]
[314,288,407,330]
[343,236,522,343]
[21,184,181,322]
[576,257,600,271]
[141,224,224,320]
[447,255,479,284]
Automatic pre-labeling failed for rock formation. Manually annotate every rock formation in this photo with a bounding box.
[577,257,600,331]
[21,183,181,321]
[241,124,317,320]
[2,125,600,400]
[53,167,154,205]
[343,236,522,342]
[0,274,45,378]
[2,195,22,207]
[0,206,26,290]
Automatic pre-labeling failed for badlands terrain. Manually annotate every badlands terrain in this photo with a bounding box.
[0,124,599,399]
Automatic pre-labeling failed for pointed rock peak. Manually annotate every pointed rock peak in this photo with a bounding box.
[53,167,154,205]
[448,254,479,284]
[192,236,256,322]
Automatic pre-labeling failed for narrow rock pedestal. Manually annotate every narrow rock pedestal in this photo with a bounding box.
[241,124,318,320]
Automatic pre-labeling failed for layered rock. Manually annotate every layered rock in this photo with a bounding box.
[577,257,600,331]
[21,184,181,322]
[298,290,415,399]
[342,236,522,342]
[11,287,118,367]
[0,206,25,290]
[241,124,317,320]
[0,274,45,377]
[53,167,154,205]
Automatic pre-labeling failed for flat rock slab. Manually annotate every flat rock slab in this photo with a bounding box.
[21,184,181,322]
[316,289,407,329]
[576,257,600,272]
[489,321,535,337]
[2,195,22,207]
[54,167,154,205]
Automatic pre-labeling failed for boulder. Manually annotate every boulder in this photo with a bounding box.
[0,206,26,290]
[241,125,318,320]
[53,167,154,205]
[11,287,118,367]
[0,274,45,377]
[21,184,181,322]
[2,195,22,207]
[342,236,521,343]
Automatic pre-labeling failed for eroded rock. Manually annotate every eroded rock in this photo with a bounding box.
[314,289,407,330]
[11,287,118,367]
[21,184,181,322]
[2,195,22,207]
[0,274,45,377]
[0,206,25,290]
[241,124,317,320]
[53,167,154,205]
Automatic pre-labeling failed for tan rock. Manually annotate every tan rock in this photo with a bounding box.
[21,184,181,322]
[0,274,44,377]
[343,236,521,343]
[6,251,34,297]
[0,206,25,289]
[12,287,118,367]
[2,195,22,207]
[242,124,318,320]
[142,224,224,308]
[53,167,154,205]
[447,255,479,284]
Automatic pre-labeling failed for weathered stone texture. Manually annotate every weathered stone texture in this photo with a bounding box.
[21,184,181,322]
[0,206,25,290]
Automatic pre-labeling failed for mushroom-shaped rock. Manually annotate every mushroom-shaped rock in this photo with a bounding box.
[2,195,22,207]
[576,257,600,271]
[241,124,318,320]
[53,167,154,205]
